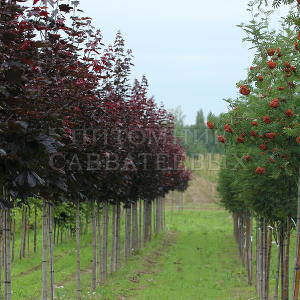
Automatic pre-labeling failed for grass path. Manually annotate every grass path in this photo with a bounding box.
[94,210,255,300]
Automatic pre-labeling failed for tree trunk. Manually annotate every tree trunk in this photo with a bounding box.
[84,209,89,235]
[42,198,48,300]
[131,202,138,253]
[144,201,152,243]
[153,199,156,234]
[19,207,25,259]
[125,206,131,260]
[245,215,252,285]
[162,197,166,231]
[0,210,3,299]
[96,203,101,284]
[56,225,59,246]
[139,200,143,248]
[157,198,160,232]
[143,201,148,244]
[241,216,245,266]
[91,201,97,291]
[261,219,266,300]
[282,218,291,300]
[48,203,55,300]
[116,203,121,271]
[34,205,37,253]
[27,206,30,256]
[274,228,280,300]
[293,165,300,300]
[281,219,291,300]
[4,207,12,300]
[101,202,109,282]
[60,227,63,244]
[11,217,15,263]
[266,226,272,300]
[76,200,81,300]
[256,219,262,299]
[111,205,117,274]
[23,207,27,257]
[159,197,163,233]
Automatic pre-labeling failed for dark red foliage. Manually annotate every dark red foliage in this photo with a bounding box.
[0,2,190,206]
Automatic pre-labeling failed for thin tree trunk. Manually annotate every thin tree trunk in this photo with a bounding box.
[125,206,131,260]
[152,199,156,234]
[19,207,25,259]
[233,213,237,243]
[11,217,15,263]
[96,203,101,283]
[42,198,48,300]
[23,207,27,257]
[91,201,97,291]
[84,209,89,235]
[131,202,138,252]
[49,203,55,300]
[101,202,109,282]
[245,215,252,285]
[34,205,37,253]
[274,228,280,300]
[261,219,266,300]
[293,165,300,300]
[143,201,148,244]
[116,203,121,270]
[144,200,152,243]
[280,219,291,300]
[159,197,165,232]
[0,210,3,299]
[56,225,59,246]
[4,207,12,300]
[256,219,262,299]
[155,197,161,234]
[282,218,291,300]
[163,197,166,231]
[149,201,152,241]
[76,199,81,300]
[27,206,30,256]
[111,205,117,274]
[241,216,245,266]
[60,227,63,244]
[139,200,143,248]
[54,221,56,247]
[265,224,272,300]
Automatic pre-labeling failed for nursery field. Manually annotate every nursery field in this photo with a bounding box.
[9,177,255,300]
[1,1,300,300]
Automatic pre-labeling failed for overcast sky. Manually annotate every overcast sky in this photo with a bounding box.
[81,0,289,124]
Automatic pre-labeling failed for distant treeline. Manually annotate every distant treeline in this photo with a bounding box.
[171,107,224,157]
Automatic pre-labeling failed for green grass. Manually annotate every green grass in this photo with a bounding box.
[10,209,256,300]
[104,210,255,300]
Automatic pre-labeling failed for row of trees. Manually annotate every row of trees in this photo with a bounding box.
[0,1,190,299]
[212,1,300,299]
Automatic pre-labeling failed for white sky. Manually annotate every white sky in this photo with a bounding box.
[81,0,289,124]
